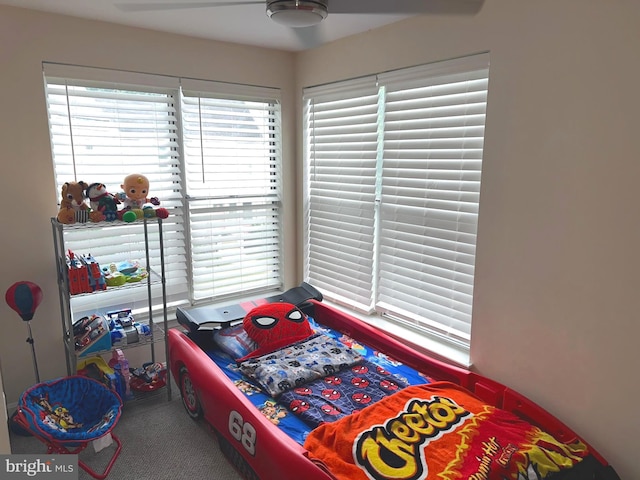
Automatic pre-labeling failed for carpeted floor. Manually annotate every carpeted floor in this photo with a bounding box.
[9,387,244,480]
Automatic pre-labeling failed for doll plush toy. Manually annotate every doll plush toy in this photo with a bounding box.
[118,173,168,221]
[57,181,89,224]
[118,173,159,210]
[86,183,120,221]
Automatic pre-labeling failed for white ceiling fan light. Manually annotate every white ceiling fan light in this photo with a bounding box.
[266,0,328,28]
[114,1,485,31]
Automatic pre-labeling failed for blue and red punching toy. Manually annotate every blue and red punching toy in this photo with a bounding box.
[5,281,43,383]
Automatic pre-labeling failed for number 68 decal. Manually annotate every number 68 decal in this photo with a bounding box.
[228,410,257,456]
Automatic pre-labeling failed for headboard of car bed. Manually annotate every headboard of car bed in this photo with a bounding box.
[175,282,323,333]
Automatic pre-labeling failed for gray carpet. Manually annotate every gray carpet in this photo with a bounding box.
[9,387,244,480]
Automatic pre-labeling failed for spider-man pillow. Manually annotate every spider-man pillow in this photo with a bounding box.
[237,302,314,362]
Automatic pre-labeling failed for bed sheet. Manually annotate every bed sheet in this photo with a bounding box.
[278,358,409,429]
[204,317,430,445]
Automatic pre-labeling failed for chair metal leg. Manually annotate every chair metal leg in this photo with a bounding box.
[77,434,123,480]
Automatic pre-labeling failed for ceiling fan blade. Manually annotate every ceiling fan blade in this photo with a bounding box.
[329,0,484,15]
[115,1,263,12]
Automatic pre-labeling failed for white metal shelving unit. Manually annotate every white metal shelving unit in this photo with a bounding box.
[51,216,171,401]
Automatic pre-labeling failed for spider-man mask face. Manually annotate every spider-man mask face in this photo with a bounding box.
[322,389,341,401]
[238,302,313,361]
[289,399,310,414]
[249,303,306,331]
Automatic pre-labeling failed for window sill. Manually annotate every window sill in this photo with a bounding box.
[322,300,472,369]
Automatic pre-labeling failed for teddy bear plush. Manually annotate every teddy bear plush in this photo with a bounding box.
[57,181,90,224]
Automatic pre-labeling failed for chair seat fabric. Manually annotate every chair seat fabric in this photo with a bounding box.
[19,375,122,443]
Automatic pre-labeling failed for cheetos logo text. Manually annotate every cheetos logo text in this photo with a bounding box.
[353,396,471,480]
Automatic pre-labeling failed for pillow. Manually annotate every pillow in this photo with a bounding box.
[237,302,314,362]
[212,324,258,360]
[238,333,363,397]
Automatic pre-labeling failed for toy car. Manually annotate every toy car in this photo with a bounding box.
[106,309,140,345]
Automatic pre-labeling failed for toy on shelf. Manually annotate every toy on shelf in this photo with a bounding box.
[102,265,126,287]
[67,251,91,295]
[106,308,151,347]
[66,251,106,295]
[55,175,168,225]
[115,260,148,283]
[118,173,157,210]
[86,182,121,222]
[77,355,118,390]
[117,173,169,222]
[129,361,167,392]
[57,181,90,224]
[72,314,111,357]
[83,254,107,292]
[102,260,148,287]
[108,349,133,400]
[66,251,85,295]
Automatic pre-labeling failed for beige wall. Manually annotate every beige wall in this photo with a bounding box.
[1,0,637,478]
[0,5,296,404]
[0,367,9,454]
[297,1,639,478]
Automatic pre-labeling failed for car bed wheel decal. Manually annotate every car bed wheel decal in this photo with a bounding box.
[180,366,202,420]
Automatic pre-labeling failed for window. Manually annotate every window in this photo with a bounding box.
[303,53,489,351]
[45,65,282,315]
[181,87,282,300]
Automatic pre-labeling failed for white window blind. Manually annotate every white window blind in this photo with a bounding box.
[304,53,490,348]
[303,77,380,312]
[181,89,283,301]
[46,77,187,314]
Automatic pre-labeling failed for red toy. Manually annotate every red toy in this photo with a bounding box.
[238,302,313,361]
[129,362,167,392]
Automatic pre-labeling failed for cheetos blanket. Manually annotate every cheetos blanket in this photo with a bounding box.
[303,382,589,480]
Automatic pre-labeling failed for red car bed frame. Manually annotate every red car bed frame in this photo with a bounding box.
[169,283,620,480]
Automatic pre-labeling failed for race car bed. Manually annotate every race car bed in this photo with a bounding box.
[169,283,620,480]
